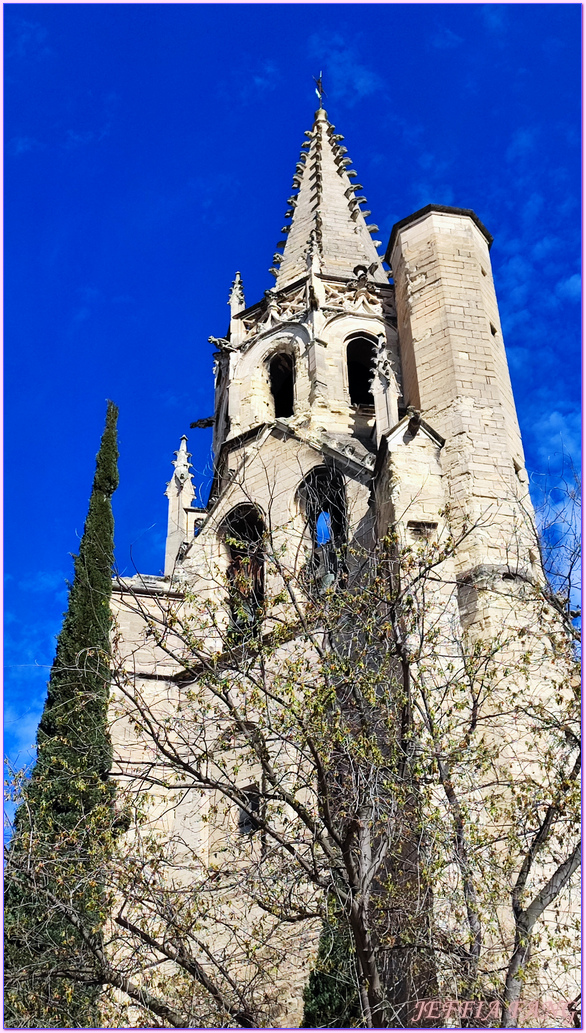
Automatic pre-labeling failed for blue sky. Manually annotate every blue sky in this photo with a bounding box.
[4,3,581,769]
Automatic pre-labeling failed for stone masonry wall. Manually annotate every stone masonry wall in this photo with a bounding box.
[390,209,535,575]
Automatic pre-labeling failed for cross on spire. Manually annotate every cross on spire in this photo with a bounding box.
[313,71,325,108]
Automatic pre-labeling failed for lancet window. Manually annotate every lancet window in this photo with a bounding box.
[346,335,376,407]
[298,465,347,594]
[237,784,262,835]
[222,505,265,636]
[268,352,295,419]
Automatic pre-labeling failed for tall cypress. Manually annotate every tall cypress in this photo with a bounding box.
[302,915,362,1028]
[5,402,119,1028]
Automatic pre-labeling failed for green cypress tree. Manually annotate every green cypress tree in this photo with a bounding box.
[302,913,362,1028]
[5,401,119,1028]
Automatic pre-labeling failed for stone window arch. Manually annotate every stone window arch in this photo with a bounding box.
[346,333,377,407]
[267,351,295,419]
[221,504,265,636]
[297,465,347,593]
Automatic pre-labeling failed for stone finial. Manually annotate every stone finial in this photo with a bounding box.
[228,271,245,316]
[164,436,196,575]
[171,435,193,487]
[306,230,322,275]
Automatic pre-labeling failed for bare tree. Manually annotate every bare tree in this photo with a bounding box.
[5,468,580,1029]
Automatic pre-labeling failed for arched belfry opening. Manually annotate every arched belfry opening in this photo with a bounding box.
[269,352,295,419]
[298,466,347,593]
[347,336,376,407]
[222,505,265,635]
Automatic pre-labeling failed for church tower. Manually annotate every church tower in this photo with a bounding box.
[162,102,536,608]
[209,105,399,480]
[109,102,571,1029]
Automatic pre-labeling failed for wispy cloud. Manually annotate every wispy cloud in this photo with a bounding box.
[252,60,278,92]
[72,307,91,324]
[520,191,544,227]
[506,128,537,163]
[409,180,455,210]
[3,602,62,767]
[530,409,581,471]
[6,18,52,60]
[418,152,452,176]
[530,234,561,261]
[479,4,509,34]
[431,27,463,50]
[17,570,69,597]
[4,704,43,769]
[555,273,581,302]
[308,33,385,108]
[7,136,43,157]
[64,125,111,149]
[77,286,101,303]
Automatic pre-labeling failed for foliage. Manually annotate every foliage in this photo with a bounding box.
[100,476,579,1028]
[4,402,119,1028]
[301,911,361,1027]
[4,459,581,1029]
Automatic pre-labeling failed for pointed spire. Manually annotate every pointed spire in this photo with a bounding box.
[166,436,195,498]
[165,436,195,575]
[228,271,245,316]
[273,108,387,290]
[228,272,246,346]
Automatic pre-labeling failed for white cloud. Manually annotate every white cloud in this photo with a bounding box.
[530,409,581,470]
[503,342,531,372]
[555,273,581,302]
[530,235,562,261]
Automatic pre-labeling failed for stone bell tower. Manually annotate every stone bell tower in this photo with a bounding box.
[162,101,536,605]
[211,105,401,462]
[110,101,554,1028]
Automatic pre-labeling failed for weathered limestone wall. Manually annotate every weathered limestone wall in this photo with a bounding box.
[110,574,323,1028]
[218,281,399,452]
[390,207,535,576]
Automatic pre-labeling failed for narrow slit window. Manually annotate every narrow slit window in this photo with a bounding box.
[269,352,295,418]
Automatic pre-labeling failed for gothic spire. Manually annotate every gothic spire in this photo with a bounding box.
[272,107,387,290]
[166,436,195,502]
[228,271,245,316]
